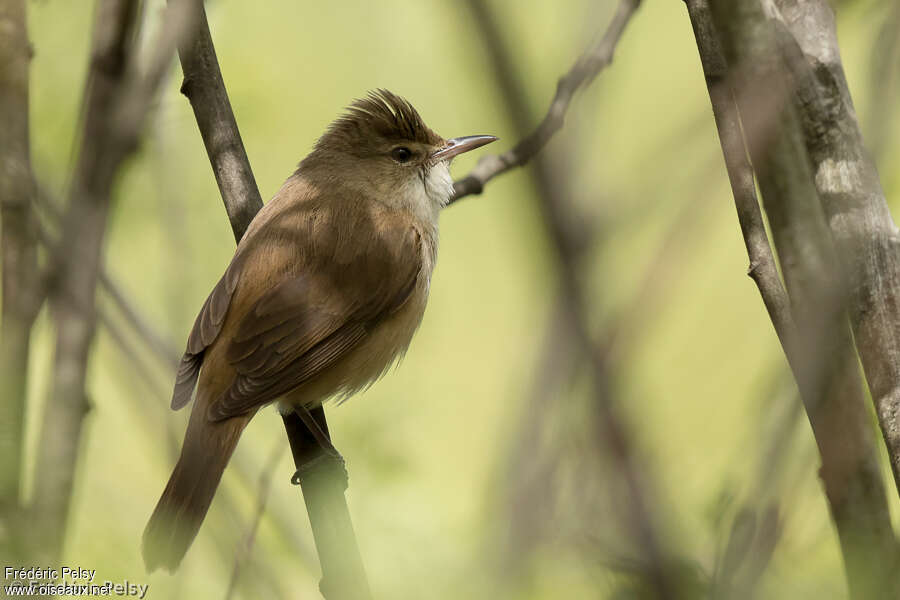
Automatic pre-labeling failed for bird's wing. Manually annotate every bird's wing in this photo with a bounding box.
[207,212,424,421]
[170,176,314,411]
[170,259,243,410]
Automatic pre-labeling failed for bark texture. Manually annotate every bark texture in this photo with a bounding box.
[773,0,900,496]
[701,1,899,596]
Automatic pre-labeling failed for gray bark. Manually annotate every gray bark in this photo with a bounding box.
[705,1,899,597]
[772,0,900,497]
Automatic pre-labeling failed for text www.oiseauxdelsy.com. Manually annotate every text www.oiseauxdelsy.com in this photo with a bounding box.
[3,567,149,598]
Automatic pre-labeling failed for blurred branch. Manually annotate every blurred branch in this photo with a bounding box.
[772,0,900,502]
[0,0,37,558]
[710,371,796,599]
[502,166,712,569]
[31,0,189,563]
[697,1,899,597]
[711,504,780,600]
[448,0,641,205]
[501,300,577,562]
[34,182,188,468]
[32,218,172,402]
[173,3,371,597]
[224,442,285,600]
[464,1,676,597]
[34,185,181,369]
[99,309,172,399]
[99,270,180,369]
[32,0,142,562]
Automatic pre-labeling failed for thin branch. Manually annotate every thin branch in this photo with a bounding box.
[683,0,796,359]
[448,0,641,204]
[31,0,185,563]
[173,3,371,597]
[224,442,285,600]
[99,269,180,369]
[701,1,899,597]
[100,309,173,401]
[0,0,37,559]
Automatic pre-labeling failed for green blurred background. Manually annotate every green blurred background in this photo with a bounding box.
[18,0,900,598]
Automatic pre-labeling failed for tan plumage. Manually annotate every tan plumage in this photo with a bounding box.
[142,90,495,572]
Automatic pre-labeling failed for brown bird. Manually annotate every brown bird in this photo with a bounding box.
[142,90,496,572]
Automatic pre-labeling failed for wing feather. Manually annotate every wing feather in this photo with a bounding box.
[208,323,368,421]
[208,218,423,420]
[171,261,242,410]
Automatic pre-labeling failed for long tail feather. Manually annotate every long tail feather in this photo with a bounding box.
[142,413,248,572]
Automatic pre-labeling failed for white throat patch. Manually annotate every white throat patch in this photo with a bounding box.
[424,161,454,209]
[398,161,453,226]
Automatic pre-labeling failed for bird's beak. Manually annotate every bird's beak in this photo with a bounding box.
[431,135,498,161]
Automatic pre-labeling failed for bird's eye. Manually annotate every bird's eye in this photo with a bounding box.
[391,147,413,163]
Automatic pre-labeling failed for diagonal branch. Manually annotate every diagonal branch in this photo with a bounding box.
[172,3,371,597]
[33,184,181,369]
[683,0,796,358]
[32,217,173,403]
[224,442,285,600]
[448,0,641,204]
[99,268,181,370]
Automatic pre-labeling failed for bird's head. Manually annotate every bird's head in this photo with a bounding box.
[306,89,496,211]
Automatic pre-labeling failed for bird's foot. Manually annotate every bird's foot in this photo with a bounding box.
[291,452,348,487]
[289,405,347,488]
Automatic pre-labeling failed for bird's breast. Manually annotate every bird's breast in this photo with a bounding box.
[282,227,436,408]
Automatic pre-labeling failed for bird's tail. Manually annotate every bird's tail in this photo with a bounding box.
[142,410,249,573]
